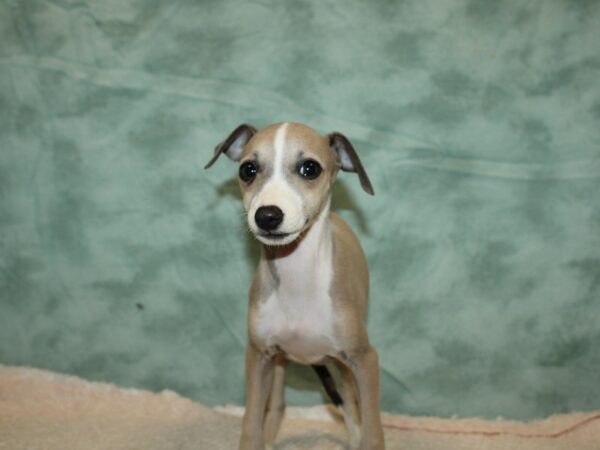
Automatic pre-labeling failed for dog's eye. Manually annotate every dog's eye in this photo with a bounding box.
[239,161,258,183]
[298,159,322,180]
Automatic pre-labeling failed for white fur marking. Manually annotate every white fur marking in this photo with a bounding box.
[254,202,336,364]
[273,122,289,179]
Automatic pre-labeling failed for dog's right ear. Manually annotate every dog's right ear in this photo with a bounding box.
[204,124,257,169]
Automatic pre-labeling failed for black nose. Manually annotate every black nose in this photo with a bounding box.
[255,206,284,232]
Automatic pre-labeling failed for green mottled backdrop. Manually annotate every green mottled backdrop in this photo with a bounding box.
[1,0,599,420]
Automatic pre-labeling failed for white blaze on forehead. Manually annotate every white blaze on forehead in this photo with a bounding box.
[273,122,289,178]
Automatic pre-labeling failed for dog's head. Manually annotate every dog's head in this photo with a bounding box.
[206,122,373,246]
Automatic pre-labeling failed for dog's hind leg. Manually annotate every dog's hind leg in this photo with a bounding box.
[336,360,362,449]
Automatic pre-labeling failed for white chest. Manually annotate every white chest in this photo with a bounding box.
[254,288,336,364]
[252,209,338,364]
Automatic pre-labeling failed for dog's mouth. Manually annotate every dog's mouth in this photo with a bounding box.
[255,229,302,246]
[259,231,291,240]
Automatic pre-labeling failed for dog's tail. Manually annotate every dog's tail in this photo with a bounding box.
[312,365,344,406]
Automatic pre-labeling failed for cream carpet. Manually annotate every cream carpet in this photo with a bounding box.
[1,365,599,450]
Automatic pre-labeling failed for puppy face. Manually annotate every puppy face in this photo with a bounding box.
[238,123,338,246]
[205,122,374,246]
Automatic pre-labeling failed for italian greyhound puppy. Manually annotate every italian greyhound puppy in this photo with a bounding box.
[205,122,385,450]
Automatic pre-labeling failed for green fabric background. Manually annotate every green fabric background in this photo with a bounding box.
[1,0,599,420]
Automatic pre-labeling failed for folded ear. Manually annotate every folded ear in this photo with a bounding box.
[328,132,374,195]
[204,124,257,169]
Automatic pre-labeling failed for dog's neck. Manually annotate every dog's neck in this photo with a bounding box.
[263,199,332,297]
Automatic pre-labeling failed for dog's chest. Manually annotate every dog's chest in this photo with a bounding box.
[253,239,337,364]
[255,289,335,364]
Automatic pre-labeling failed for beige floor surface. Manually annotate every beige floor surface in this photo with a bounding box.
[1,365,599,450]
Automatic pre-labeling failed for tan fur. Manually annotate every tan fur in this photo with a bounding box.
[208,122,384,450]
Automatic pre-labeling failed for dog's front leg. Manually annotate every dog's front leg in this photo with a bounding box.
[347,346,385,450]
[238,343,274,450]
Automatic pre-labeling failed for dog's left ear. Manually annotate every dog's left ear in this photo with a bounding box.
[204,124,257,169]
[328,132,374,195]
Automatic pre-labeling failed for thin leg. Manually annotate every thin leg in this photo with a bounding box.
[239,344,275,450]
[264,355,287,449]
[346,347,385,450]
[335,360,362,449]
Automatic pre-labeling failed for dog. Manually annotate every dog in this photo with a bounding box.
[205,122,385,450]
